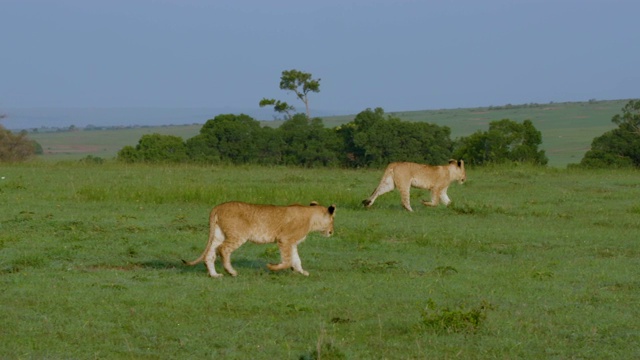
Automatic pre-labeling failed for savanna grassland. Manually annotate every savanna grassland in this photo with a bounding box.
[1,162,639,359]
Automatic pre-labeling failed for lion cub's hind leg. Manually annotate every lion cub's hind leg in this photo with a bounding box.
[205,226,226,278]
[217,237,245,277]
[398,185,414,211]
[363,173,395,208]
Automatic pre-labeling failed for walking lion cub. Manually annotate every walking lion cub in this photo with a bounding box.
[184,201,336,277]
[363,159,466,211]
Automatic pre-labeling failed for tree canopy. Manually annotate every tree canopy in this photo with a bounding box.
[117,105,553,169]
[118,109,456,168]
[118,133,187,163]
[260,69,321,121]
[579,99,640,168]
[453,119,548,166]
[338,108,453,167]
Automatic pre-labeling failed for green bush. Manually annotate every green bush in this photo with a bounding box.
[0,126,38,162]
[79,155,105,164]
[338,107,453,167]
[579,99,640,168]
[117,133,187,163]
[454,119,548,166]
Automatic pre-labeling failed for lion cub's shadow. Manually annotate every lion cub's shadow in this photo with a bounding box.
[136,258,268,275]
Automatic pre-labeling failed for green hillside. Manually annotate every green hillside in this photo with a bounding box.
[29,125,203,162]
[28,99,629,166]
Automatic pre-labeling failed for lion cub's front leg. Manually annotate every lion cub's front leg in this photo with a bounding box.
[268,239,309,276]
[421,187,441,207]
[267,241,292,272]
[421,186,451,207]
[289,244,309,276]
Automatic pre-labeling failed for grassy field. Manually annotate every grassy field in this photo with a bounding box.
[29,124,202,162]
[1,162,639,358]
[27,99,630,166]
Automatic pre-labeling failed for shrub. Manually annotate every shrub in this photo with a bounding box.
[579,99,640,168]
[79,155,105,164]
[454,119,548,166]
[117,133,187,163]
[338,107,453,168]
[0,125,37,162]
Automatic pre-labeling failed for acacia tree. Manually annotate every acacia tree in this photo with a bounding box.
[260,69,320,121]
[258,98,295,120]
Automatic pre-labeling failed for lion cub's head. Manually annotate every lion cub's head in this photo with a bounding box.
[310,201,336,237]
[449,159,466,184]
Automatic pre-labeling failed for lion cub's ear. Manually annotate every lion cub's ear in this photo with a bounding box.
[310,201,319,206]
[448,159,457,165]
[328,205,336,215]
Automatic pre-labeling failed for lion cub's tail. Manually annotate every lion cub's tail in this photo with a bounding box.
[182,212,218,266]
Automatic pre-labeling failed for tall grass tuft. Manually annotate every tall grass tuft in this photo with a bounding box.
[420,299,491,334]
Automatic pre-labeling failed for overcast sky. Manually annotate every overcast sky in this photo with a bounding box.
[2,0,639,126]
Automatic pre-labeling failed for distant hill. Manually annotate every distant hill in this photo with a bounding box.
[24,99,631,167]
[2,107,357,130]
[2,107,274,130]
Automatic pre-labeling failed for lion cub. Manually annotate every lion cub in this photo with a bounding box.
[184,201,336,277]
[363,159,466,211]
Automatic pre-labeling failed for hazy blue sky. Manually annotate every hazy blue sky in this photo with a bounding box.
[2,0,639,126]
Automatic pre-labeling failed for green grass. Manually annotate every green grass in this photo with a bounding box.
[1,162,639,358]
[27,99,630,166]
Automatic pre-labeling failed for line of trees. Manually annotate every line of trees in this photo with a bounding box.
[117,70,551,167]
[6,99,638,168]
[117,108,549,168]
[118,109,453,167]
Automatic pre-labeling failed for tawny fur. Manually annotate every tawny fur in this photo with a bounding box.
[183,201,336,277]
[362,159,466,211]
